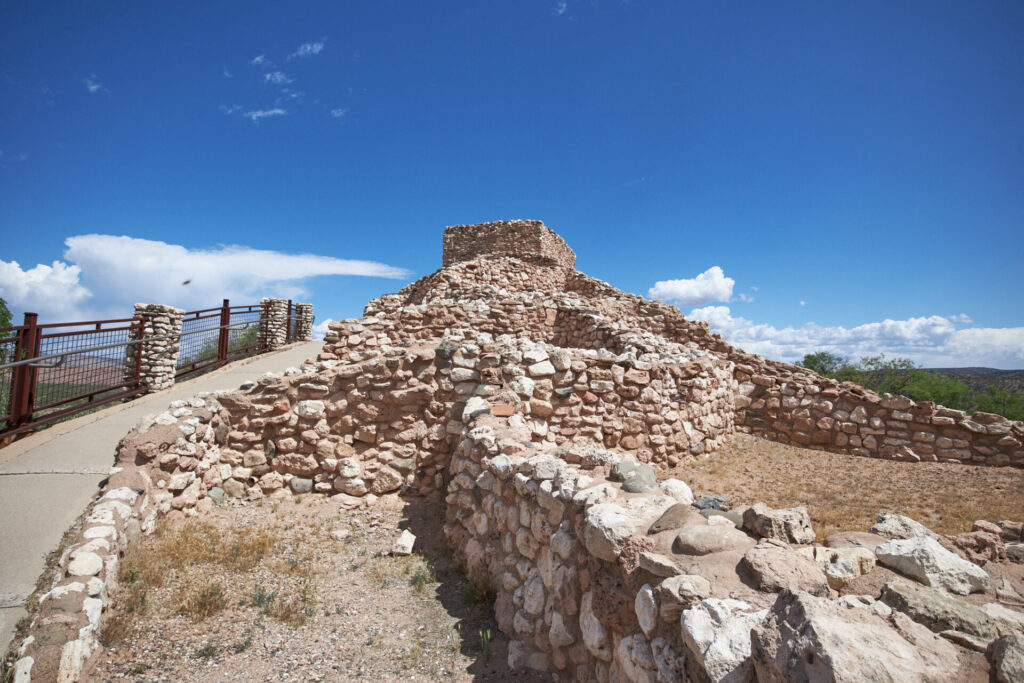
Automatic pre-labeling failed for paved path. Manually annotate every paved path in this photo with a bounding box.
[0,341,321,652]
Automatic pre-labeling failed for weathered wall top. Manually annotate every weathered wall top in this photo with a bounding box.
[442,219,576,269]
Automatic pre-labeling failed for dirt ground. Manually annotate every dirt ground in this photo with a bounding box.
[91,494,545,683]
[663,432,1024,540]
[88,432,1024,681]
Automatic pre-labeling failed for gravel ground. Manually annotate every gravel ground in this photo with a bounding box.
[91,494,544,683]
[663,432,1024,539]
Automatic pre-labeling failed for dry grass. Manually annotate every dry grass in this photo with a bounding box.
[94,496,523,682]
[120,519,279,592]
[664,432,1024,540]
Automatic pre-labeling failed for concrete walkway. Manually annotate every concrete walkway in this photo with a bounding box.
[0,341,321,652]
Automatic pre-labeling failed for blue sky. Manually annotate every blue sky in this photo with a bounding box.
[2,1,1022,368]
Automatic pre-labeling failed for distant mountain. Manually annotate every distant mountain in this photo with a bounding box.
[925,367,1024,395]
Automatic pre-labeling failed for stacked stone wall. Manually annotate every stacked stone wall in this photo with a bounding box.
[123,304,184,392]
[732,361,1024,467]
[294,303,314,342]
[443,220,576,269]
[258,298,290,350]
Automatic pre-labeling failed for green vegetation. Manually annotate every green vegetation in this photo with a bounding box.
[798,352,1024,421]
[0,297,11,330]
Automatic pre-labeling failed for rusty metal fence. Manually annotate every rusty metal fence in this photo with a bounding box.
[175,301,264,380]
[0,298,308,441]
[0,314,146,439]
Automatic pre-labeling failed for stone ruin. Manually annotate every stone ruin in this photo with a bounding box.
[9,220,1024,682]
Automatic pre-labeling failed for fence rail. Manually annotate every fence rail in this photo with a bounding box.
[0,297,313,442]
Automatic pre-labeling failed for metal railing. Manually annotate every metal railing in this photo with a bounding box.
[0,299,297,441]
[175,300,264,379]
[0,314,145,439]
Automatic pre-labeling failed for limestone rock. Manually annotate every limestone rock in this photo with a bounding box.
[585,503,639,562]
[392,529,415,556]
[580,590,612,661]
[611,459,658,493]
[681,598,767,683]
[875,536,989,595]
[795,545,876,589]
[656,574,711,623]
[742,503,815,544]
[880,577,1021,644]
[68,551,103,577]
[988,634,1024,683]
[743,540,831,597]
[635,584,657,637]
[823,531,887,551]
[674,525,754,556]
[660,478,694,504]
[648,503,697,535]
[871,513,938,540]
[751,589,962,683]
[370,466,403,494]
[462,396,491,423]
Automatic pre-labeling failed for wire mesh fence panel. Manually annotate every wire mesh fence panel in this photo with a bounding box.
[0,332,21,425]
[175,309,222,379]
[224,306,263,362]
[30,318,142,422]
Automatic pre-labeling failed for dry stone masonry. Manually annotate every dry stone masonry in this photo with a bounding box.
[9,220,1024,682]
[123,303,184,391]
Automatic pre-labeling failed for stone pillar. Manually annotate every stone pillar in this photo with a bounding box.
[259,298,289,350]
[294,303,314,341]
[124,304,184,392]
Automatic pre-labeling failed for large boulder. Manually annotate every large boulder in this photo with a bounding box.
[681,598,768,683]
[742,503,815,544]
[750,590,962,683]
[742,540,831,597]
[881,578,1024,647]
[875,536,989,595]
[871,513,938,540]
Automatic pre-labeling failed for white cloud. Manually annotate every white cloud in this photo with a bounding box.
[0,235,410,323]
[648,266,734,306]
[554,1,568,15]
[223,68,233,78]
[83,75,106,94]
[312,318,335,341]
[264,71,294,85]
[289,40,325,60]
[330,108,348,118]
[219,104,242,115]
[800,300,806,306]
[688,305,1024,369]
[950,313,973,324]
[243,108,287,122]
[0,260,92,321]
[250,55,269,66]
[738,292,755,303]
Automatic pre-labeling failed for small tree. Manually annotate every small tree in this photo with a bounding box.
[797,351,846,377]
[0,297,11,330]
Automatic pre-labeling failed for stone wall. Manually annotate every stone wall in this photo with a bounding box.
[443,220,576,270]
[123,304,184,392]
[294,303,314,342]
[732,360,1024,467]
[258,297,290,350]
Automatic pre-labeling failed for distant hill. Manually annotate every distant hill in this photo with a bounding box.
[925,367,1024,395]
